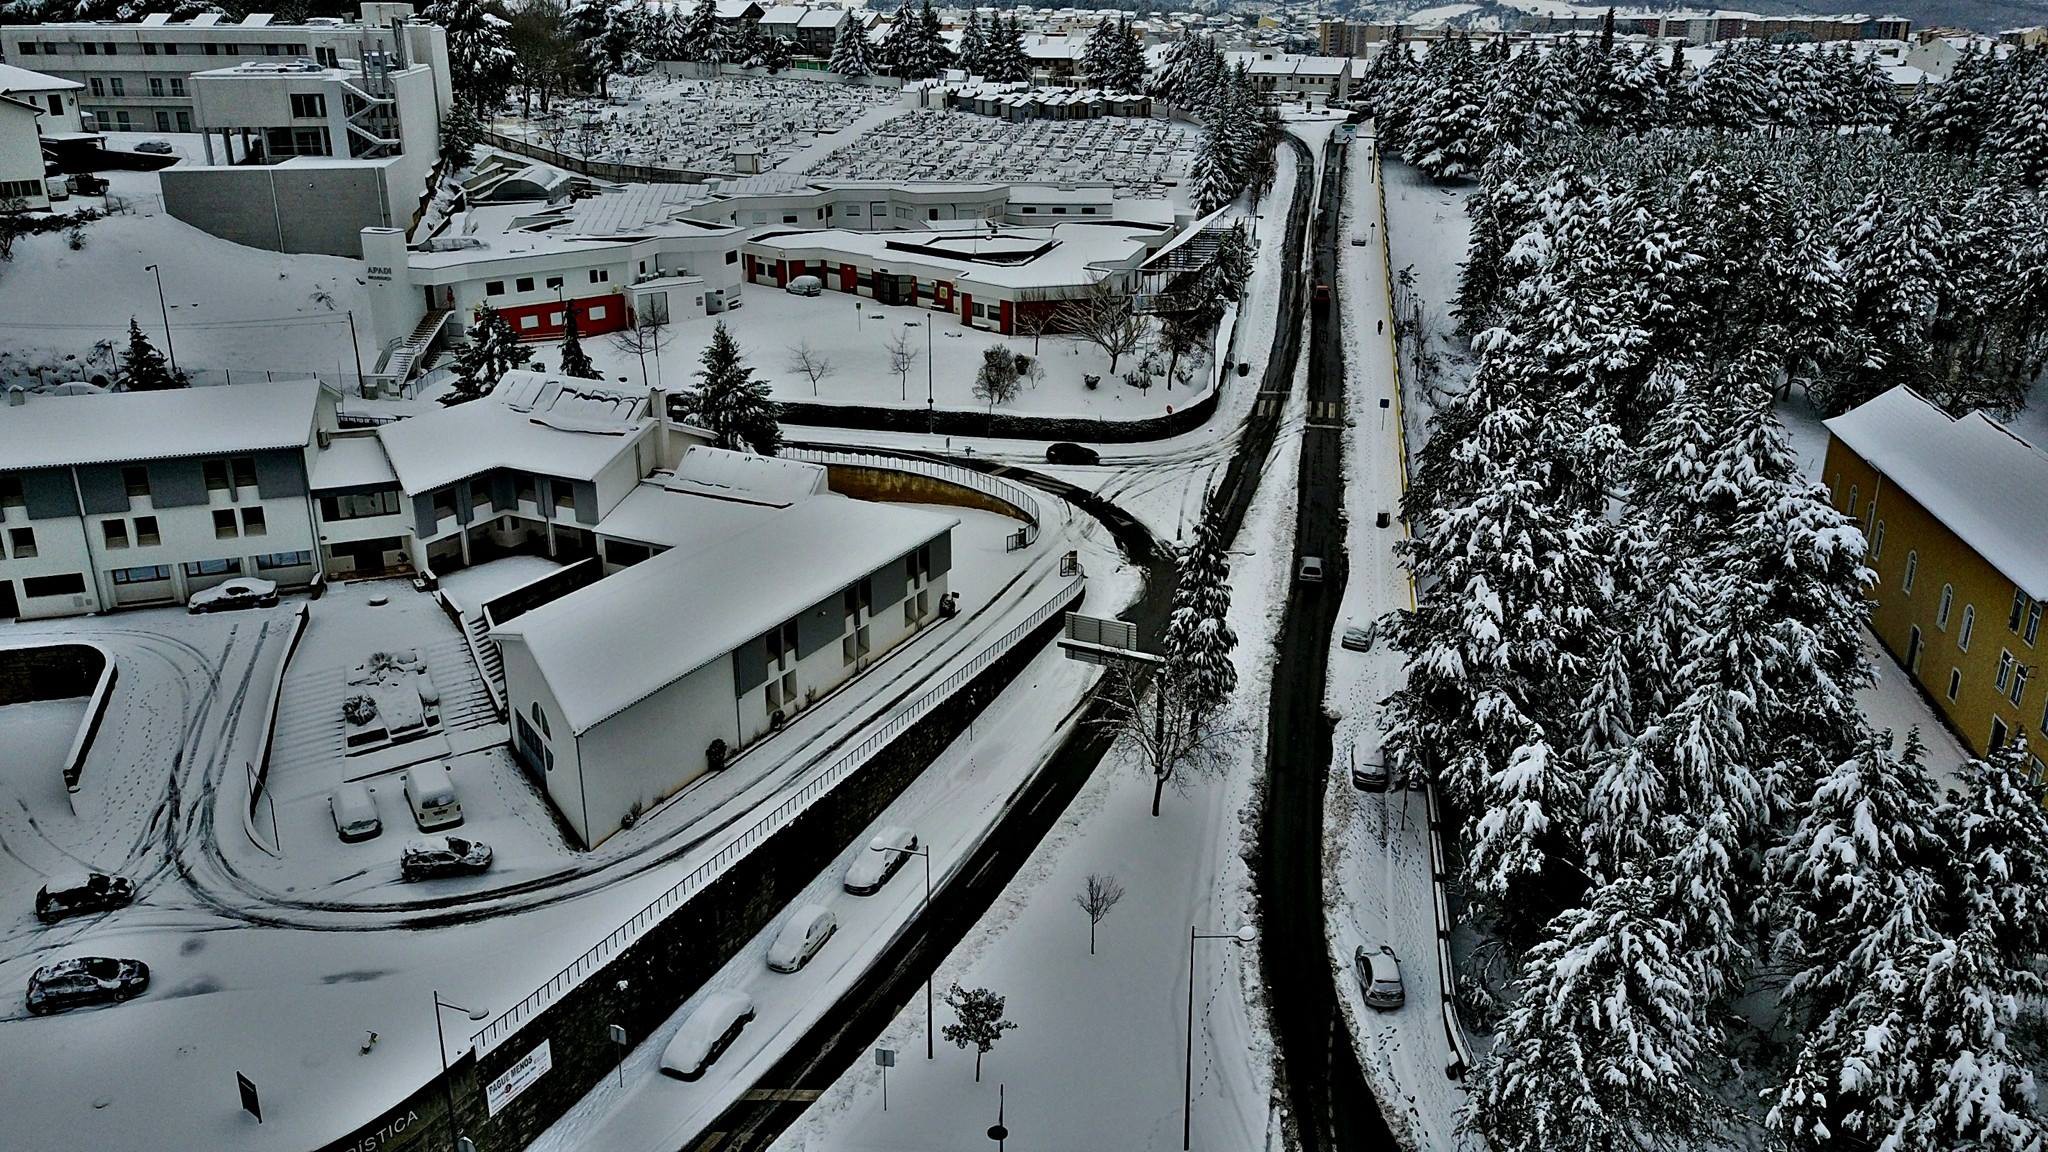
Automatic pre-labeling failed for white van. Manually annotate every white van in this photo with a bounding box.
[404,762,463,831]
[329,781,383,842]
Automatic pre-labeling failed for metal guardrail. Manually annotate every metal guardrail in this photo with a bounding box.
[782,446,1044,549]
[470,573,1084,1055]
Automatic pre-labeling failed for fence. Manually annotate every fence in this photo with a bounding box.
[782,445,1043,549]
[470,571,1084,1055]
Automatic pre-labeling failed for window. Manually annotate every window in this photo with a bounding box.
[114,111,131,130]
[767,618,798,666]
[0,474,21,507]
[175,109,190,131]
[1902,551,1917,595]
[515,475,537,505]
[927,208,939,220]
[530,701,550,739]
[22,573,85,598]
[155,110,170,132]
[89,78,104,97]
[83,41,97,54]
[164,43,178,55]
[184,558,238,577]
[255,550,309,571]
[149,77,164,97]
[519,315,539,331]
[545,276,563,290]
[103,520,129,549]
[589,269,609,283]
[204,43,218,55]
[122,466,150,498]
[1948,667,1962,702]
[109,78,124,96]
[515,276,535,293]
[204,459,230,490]
[485,280,505,297]
[103,42,116,54]
[782,213,798,224]
[135,516,159,546]
[1869,520,1883,560]
[1847,485,1858,516]
[19,42,34,54]
[432,490,457,521]
[111,565,169,585]
[2013,666,2030,708]
[171,77,186,97]
[232,456,256,489]
[589,305,606,321]
[1961,605,1976,652]
[1998,650,2015,693]
[213,509,239,539]
[553,482,576,514]
[145,42,161,54]
[289,93,325,118]
[240,507,266,536]
[1992,716,2010,752]
[1938,584,1955,630]
[725,250,738,264]
[2012,590,2030,632]
[8,527,36,558]
[2029,602,2043,647]
[319,489,401,520]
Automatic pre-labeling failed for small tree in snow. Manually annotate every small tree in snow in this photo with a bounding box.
[557,308,598,379]
[785,341,835,396]
[940,984,1017,1082]
[1053,281,1150,376]
[972,344,1020,411]
[1074,872,1125,955]
[609,309,672,389]
[884,324,920,401]
[120,317,184,391]
[681,321,780,454]
[445,303,533,405]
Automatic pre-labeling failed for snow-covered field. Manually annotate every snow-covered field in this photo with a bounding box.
[808,109,1198,202]
[1381,156,1474,442]
[492,74,906,175]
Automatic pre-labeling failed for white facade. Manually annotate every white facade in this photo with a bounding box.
[0,62,86,134]
[0,97,43,209]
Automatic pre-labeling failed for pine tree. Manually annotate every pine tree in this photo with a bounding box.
[956,9,984,76]
[119,317,183,391]
[679,0,718,63]
[685,321,780,454]
[557,308,597,378]
[1162,486,1238,714]
[829,17,874,79]
[1187,125,1237,215]
[424,0,515,113]
[1109,17,1147,94]
[1081,16,1117,88]
[981,15,1027,84]
[444,303,533,405]
[881,6,919,78]
[439,102,484,169]
[1944,734,2048,964]
[1403,35,1486,180]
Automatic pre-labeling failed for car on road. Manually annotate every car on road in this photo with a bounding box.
[329,782,382,842]
[1351,755,1389,792]
[1045,442,1100,466]
[1298,556,1325,584]
[34,872,136,923]
[26,957,150,1015]
[132,139,176,155]
[187,577,278,613]
[661,990,755,1079]
[845,826,918,895]
[1354,944,1404,1009]
[1313,283,1331,305]
[767,904,838,973]
[785,274,823,297]
[1340,625,1373,652]
[399,836,493,881]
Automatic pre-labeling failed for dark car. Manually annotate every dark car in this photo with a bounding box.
[187,577,278,614]
[26,956,150,1016]
[35,872,136,924]
[400,836,494,881]
[132,139,176,155]
[1045,442,1100,466]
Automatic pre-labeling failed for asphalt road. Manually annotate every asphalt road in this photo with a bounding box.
[1256,135,1396,1152]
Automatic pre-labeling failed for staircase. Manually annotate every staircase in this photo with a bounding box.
[374,308,450,392]
[459,611,507,717]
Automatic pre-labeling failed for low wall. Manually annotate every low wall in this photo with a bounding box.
[248,606,312,835]
[824,462,1021,520]
[776,377,1224,443]
[160,163,394,256]
[0,642,116,792]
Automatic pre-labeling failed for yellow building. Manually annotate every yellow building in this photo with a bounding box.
[1822,386,2048,764]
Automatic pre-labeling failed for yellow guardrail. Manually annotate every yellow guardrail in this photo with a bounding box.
[1371,138,1419,611]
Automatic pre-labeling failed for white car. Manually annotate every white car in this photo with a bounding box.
[660,990,755,1080]
[785,274,823,297]
[329,781,382,842]
[766,904,838,973]
[844,826,918,895]
[1340,625,1373,652]
[1355,944,1405,1010]
[187,577,278,613]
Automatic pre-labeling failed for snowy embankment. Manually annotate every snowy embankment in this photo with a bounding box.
[1322,143,1481,1152]
[1381,157,1475,457]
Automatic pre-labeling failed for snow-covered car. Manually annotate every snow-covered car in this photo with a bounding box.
[132,139,175,155]
[1351,752,1390,791]
[785,274,823,296]
[25,956,150,1016]
[1340,625,1373,652]
[660,990,755,1080]
[844,826,918,895]
[1298,556,1325,584]
[329,782,382,842]
[34,872,136,923]
[399,836,493,881]
[1044,442,1100,466]
[186,577,278,613]
[767,905,838,973]
[1354,944,1404,1010]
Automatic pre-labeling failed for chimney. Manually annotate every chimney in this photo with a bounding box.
[649,384,675,470]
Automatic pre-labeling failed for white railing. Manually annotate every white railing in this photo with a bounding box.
[471,573,1084,1055]
[783,446,1043,549]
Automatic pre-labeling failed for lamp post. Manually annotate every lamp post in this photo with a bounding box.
[902,317,934,434]
[1184,924,1254,1151]
[874,840,934,1059]
[431,991,490,1152]
[143,263,178,377]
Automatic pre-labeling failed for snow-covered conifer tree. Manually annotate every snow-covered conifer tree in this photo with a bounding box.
[684,321,780,455]
[444,304,532,405]
[829,18,874,78]
[1162,486,1238,715]
[556,308,597,378]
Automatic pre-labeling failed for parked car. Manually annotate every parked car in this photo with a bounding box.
[45,176,69,202]
[1045,442,1101,466]
[133,139,175,155]
[1298,556,1325,584]
[660,990,756,1079]
[785,274,823,297]
[1354,944,1404,1010]
[1312,283,1331,305]
[26,957,149,1016]
[1351,755,1389,792]
[1340,625,1373,652]
[187,577,278,614]
[34,872,135,924]
[70,173,109,196]
[766,904,838,973]
[844,826,918,895]
[399,836,492,881]
[329,782,382,843]
[404,762,462,831]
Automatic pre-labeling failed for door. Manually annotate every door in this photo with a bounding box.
[1992,716,2010,752]
[0,579,16,619]
[1906,626,1923,675]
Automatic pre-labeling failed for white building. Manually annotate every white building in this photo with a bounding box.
[0,380,331,619]
[0,3,447,135]
[0,61,86,133]
[495,456,957,848]
[0,95,45,209]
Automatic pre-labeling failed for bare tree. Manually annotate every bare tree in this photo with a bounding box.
[1074,872,1126,955]
[1097,664,1243,817]
[1052,280,1151,376]
[940,984,1018,1082]
[785,340,836,396]
[610,310,674,389]
[1014,307,1049,356]
[972,345,1020,412]
[884,325,920,402]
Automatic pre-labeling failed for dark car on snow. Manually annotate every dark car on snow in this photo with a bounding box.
[1045,442,1100,466]
[400,836,494,881]
[26,957,150,1016]
[35,872,136,924]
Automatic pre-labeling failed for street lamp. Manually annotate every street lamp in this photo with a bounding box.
[142,263,178,377]
[1184,924,1255,1151]
[432,991,490,1152]
[874,840,934,1059]
[902,318,934,434]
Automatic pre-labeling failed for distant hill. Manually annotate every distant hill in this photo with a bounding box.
[1354,0,2048,36]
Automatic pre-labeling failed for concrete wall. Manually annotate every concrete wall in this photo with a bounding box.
[577,656,740,847]
[161,161,390,255]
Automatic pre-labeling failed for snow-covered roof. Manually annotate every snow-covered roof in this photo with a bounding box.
[497,495,958,733]
[374,373,650,494]
[310,433,397,491]
[593,480,782,549]
[0,62,85,94]
[0,379,321,470]
[746,219,1171,292]
[798,8,846,27]
[665,445,828,507]
[1824,385,2048,600]
[758,6,806,24]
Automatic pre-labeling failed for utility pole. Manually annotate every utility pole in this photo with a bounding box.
[347,309,365,390]
[143,263,178,376]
